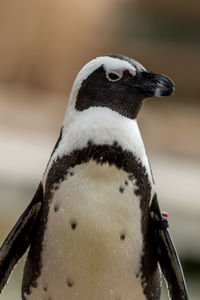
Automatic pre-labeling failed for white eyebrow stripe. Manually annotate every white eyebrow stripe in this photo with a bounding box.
[75,56,136,85]
[67,57,137,108]
[107,68,136,77]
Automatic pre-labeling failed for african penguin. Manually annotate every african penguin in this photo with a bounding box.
[0,54,189,300]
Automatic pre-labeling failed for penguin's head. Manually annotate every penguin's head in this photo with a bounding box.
[68,54,174,119]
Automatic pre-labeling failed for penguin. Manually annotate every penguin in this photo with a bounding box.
[0,54,189,300]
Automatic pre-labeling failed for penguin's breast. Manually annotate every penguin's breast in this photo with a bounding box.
[31,160,146,300]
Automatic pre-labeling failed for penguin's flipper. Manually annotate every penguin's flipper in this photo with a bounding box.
[0,183,43,293]
[150,194,189,300]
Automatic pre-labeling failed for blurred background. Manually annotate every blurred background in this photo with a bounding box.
[0,0,199,299]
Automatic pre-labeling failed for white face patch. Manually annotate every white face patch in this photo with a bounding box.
[76,56,136,84]
[106,67,136,82]
[66,56,144,112]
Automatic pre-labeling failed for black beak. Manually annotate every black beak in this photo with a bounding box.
[135,71,175,98]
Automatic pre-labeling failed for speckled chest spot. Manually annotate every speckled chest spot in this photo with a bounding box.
[27,161,147,300]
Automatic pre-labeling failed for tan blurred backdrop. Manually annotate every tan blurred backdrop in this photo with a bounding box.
[0,1,199,299]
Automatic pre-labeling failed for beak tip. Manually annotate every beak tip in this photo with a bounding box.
[154,87,175,97]
[154,82,175,98]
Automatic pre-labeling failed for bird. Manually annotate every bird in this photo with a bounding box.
[0,54,189,300]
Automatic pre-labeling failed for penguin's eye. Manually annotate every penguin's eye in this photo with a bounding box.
[106,71,122,82]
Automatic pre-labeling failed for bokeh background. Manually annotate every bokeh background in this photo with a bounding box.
[0,0,199,299]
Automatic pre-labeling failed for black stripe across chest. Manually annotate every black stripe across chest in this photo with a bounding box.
[45,142,151,205]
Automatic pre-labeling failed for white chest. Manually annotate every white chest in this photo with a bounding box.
[27,161,146,300]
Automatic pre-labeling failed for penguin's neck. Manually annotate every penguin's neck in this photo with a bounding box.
[51,107,150,177]
[60,106,146,160]
[43,106,154,193]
